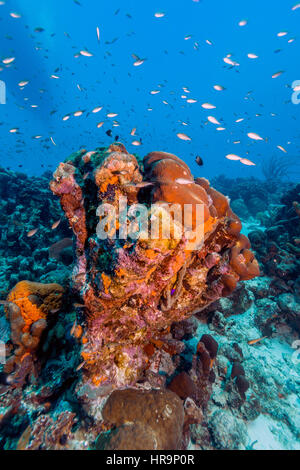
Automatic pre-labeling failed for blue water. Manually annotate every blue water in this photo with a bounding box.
[0,0,299,180]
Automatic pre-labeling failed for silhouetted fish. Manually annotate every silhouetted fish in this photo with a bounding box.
[195,156,204,166]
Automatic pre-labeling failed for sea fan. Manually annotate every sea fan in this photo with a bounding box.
[261,155,299,188]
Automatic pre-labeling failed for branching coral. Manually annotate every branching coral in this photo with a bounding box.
[50,143,259,388]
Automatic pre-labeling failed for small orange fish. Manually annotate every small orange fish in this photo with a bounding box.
[70,320,77,336]
[51,219,61,230]
[73,303,85,308]
[133,59,145,67]
[175,178,194,185]
[128,182,154,188]
[27,228,38,237]
[177,132,192,141]
[247,336,267,345]
[272,71,284,79]
[76,361,86,371]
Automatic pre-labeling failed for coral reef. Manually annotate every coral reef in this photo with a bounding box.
[0,166,72,296]
[189,285,300,450]
[247,183,300,333]
[212,174,292,221]
[50,144,259,387]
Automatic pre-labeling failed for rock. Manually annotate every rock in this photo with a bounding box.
[240,397,261,421]
[211,388,227,407]
[210,310,227,334]
[190,422,213,449]
[277,293,300,332]
[208,410,248,450]
[219,344,244,363]
[171,317,198,341]
[278,293,300,315]
[254,298,280,333]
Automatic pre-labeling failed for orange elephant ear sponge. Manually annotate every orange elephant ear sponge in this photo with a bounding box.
[143,150,259,282]
[4,281,64,375]
[229,234,260,281]
[143,151,215,233]
[144,151,193,183]
[6,280,64,332]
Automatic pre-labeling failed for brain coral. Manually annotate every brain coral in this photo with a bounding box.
[50,143,259,387]
[98,388,184,450]
[95,423,159,451]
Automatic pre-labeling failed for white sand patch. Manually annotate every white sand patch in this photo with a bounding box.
[247,414,300,450]
[187,288,300,450]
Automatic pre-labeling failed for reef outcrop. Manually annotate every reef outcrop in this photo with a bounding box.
[50,143,259,387]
